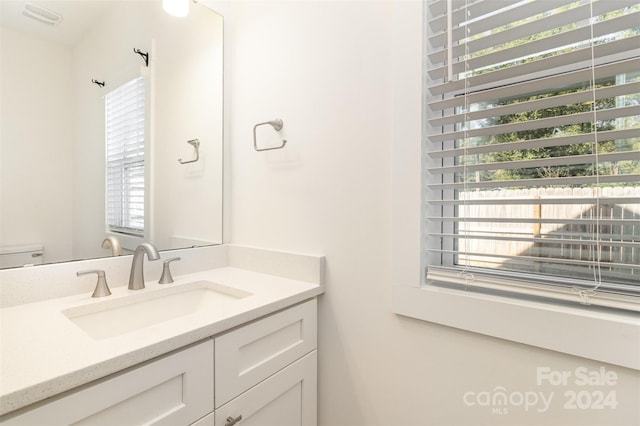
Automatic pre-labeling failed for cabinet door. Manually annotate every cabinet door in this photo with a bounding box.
[2,340,214,426]
[215,351,317,426]
[192,411,215,426]
[215,300,317,408]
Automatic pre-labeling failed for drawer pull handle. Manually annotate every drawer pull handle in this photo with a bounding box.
[225,415,243,426]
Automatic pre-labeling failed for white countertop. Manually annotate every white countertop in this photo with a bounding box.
[0,266,323,416]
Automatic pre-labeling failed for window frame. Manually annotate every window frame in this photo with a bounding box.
[390,0,640,370]
[105,75,147,237]
[102,66,152,248]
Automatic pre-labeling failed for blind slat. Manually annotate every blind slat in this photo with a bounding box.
[427,249,638,270]
[431,217,640,226]
[427,58,640,112]
[428,174,640,190]
[430,232,640,247]
[427,128,639,158]
[427,196,640,206]
[431,151,640,174]
[428,105,640,142]
[429,81,640,127]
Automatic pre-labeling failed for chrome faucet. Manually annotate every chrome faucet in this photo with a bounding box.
[128,243,160,290]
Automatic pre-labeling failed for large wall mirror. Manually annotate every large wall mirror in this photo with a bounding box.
[0,0,223,269]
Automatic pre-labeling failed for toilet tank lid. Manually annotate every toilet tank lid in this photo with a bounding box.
[0,244,44,255]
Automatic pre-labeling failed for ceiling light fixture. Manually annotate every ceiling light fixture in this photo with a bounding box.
[162,0,189,17]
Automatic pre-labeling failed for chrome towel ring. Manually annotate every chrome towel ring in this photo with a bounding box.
[253,119,287,151]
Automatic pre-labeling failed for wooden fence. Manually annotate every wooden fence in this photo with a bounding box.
[456,187,640,282]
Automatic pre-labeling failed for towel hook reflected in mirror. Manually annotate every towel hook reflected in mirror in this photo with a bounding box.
[133,48,149,67]
[253,118,287,151]
[178,139,200,164]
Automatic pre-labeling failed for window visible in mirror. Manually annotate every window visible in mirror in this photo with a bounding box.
[105,76,146,236]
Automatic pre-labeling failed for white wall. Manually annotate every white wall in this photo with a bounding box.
[0,27,74,264]
[217,1,640,425]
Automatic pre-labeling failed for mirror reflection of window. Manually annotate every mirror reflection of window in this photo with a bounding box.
[104,76,145,236]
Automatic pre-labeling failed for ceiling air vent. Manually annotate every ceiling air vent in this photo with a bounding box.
[22,2,63,26]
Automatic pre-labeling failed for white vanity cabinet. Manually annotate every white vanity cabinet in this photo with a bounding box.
[1,339,215,425]
[214,351,317,426]
[1,299,318,426]
[214,299,317,426]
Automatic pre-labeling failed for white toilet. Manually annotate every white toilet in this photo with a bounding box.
[0,244,44,268]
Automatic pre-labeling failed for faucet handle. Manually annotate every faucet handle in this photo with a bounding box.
[77,270,112,298]
[159,257,181,284]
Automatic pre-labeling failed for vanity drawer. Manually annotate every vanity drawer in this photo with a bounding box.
[215,351,317,426]
[1,340,214,426]
[214,299,317,408]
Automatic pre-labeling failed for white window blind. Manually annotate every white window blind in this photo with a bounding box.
[424,0,640,311]
[105,76,145,236]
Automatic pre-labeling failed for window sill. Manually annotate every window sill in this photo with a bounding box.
[392,284,640,370]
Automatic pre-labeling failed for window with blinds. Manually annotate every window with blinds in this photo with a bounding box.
[423,0,640,310]
[105,76,145,236]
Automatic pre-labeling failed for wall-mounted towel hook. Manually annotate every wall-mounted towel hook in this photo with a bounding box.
[178,139,200,164]
[91,79,105,87]
[133,48,149,67]
[253,119,287,151]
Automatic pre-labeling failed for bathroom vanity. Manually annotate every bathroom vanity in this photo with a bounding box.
[0,245,324,425]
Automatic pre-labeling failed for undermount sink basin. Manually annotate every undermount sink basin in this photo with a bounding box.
[63,281,252,340]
